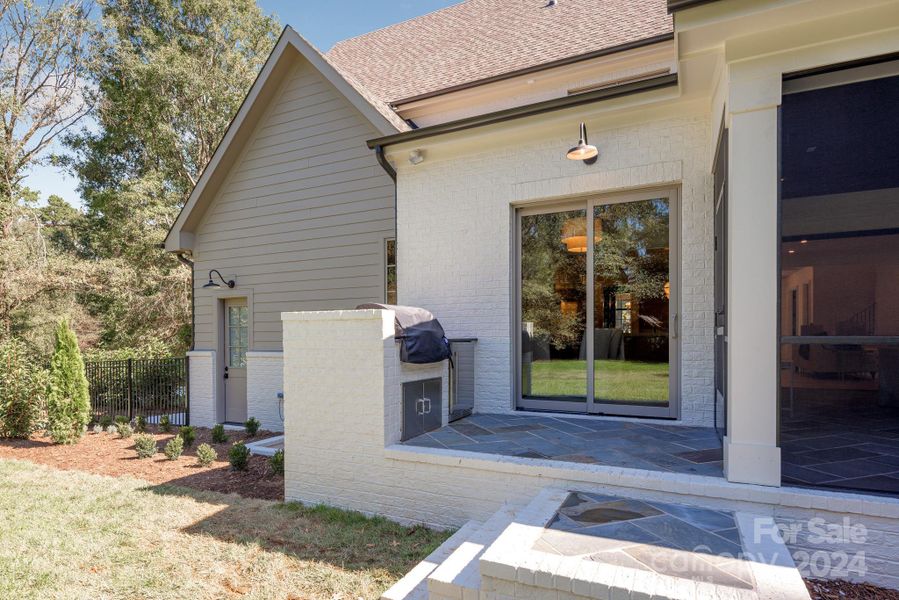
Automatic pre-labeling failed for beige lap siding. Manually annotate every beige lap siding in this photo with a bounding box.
[191,58,395,354]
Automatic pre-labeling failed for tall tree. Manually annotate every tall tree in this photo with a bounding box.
[0,1,98,347]
[64,0,280,353]
[0,0,94,207]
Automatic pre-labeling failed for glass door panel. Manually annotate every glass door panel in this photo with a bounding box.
[520,208,588,409]
[591,198,671,413]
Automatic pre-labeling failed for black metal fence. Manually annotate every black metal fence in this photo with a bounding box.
[84,357,189,425]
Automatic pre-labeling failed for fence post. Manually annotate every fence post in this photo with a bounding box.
[127,358,133,421]
[185,356,190,426]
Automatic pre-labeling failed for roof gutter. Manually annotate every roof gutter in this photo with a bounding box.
[667,0,725,12]
[389,33,675,107]
[367,73,678,149]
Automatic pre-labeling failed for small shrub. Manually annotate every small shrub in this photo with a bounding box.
[244,417,260,437]
[228,442,250,471]
[211,423,227,443]
[164,436,184,460]
[46,320,90,444]
[116,422,133,439]
[0,338,46,439]
[196,443,217,466]
[104,424,116,434]
[134,434,157,459]
[178,425,196,447]
[159,414,171,433]
[114,415,129,425]
[269,449,284,476]
[133,415,146,433]
[92,423,103,434]
[99,415,113,429]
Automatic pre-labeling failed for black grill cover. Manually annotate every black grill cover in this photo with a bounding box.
[356,304,452,364]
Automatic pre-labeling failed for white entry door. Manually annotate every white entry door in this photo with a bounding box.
[224,299,248,423]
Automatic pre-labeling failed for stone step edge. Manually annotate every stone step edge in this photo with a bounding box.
[381,520,482,600]
[427,503,522,599]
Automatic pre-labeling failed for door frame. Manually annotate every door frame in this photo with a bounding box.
[513,186,681,419]
[209,287,254,424]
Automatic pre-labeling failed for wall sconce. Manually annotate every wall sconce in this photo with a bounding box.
[566,122,598,165]
[202,269,235,289]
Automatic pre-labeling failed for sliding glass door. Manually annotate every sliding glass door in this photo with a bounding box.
[517,190,679,418]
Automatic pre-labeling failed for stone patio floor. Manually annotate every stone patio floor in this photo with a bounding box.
[536,491,753,589]
[404,413,724,478]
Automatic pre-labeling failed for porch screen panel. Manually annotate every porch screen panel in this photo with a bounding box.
[779,69,899,495]
[520,210,587,403]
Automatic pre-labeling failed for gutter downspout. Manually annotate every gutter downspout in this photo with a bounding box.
[374,145,398,275]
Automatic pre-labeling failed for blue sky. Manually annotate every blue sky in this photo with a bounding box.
[24,0,458,207]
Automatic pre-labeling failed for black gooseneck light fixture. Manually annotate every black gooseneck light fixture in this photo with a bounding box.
[567,122,598,165]
[202,269,235,289]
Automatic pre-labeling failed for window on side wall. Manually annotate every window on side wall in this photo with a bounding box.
[385,238,397,304]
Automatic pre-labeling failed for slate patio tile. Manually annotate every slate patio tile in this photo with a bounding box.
[781,463,836,485]
[630,514,743,557]
[811,458,899,479]
[449,422,493,437]
[676,448,724,463]
[648,501,736,531]
[792,446,879,464]
[833,475,899,494]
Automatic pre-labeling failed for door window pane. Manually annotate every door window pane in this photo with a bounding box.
[520,209,587,401]
[227,305,248,368]
[592,199,670,406]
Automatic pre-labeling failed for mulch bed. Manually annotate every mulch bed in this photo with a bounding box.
[806,578,899,599]
[0,426,284,501]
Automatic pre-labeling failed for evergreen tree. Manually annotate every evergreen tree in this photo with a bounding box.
[46,320,90,443]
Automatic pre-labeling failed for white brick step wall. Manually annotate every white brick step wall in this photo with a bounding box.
[427,503,521,600]
[382,520,482,600]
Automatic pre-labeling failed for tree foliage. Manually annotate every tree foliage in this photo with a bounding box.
[61,0,280,354]
[0,0,94,203]
[0,337,46,438]
[46,319,90,443]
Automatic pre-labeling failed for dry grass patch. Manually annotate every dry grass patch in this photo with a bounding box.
[0,459,449,600]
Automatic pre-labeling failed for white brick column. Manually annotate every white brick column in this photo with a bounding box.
[723,71,781,486]
[246,351,284,432]
[187,350,217,427]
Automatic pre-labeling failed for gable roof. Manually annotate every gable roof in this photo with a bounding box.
[326,0,673,105]
[165,26,408,252]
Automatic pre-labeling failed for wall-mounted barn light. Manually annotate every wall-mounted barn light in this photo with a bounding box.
[202,269,235,289]
[566,122,598,165]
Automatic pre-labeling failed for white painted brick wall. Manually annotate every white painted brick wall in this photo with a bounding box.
[246,352,284,432]
[187,350,216,427]
[281,309,899,590]
[396,113,714,424]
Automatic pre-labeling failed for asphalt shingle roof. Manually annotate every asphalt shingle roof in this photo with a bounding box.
[326,0,673,105]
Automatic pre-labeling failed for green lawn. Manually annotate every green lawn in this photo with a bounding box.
[0,459,448,600]
[526,359,669,404]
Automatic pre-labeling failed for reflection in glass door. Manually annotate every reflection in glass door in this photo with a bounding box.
[591,198,672,415]
[518,191,678,418]
[520,208,588,411]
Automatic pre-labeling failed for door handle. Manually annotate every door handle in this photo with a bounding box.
[672,313,678,339]
[224,373,229,379]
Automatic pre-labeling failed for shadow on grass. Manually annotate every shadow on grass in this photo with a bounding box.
[140,481,448,578]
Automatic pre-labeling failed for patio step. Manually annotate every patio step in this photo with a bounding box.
[427,503,520,600]
[381,520,482,600]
